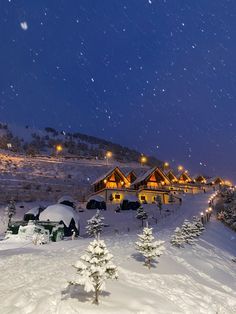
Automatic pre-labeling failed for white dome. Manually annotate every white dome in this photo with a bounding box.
[39,204,79,228]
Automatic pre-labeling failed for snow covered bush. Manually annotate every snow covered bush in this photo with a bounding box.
[86,210,104,238]
[70,237,118,304]
[136,206,148,227]
[136,226,165,269]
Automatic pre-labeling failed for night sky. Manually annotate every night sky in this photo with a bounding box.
[0,0,236,181]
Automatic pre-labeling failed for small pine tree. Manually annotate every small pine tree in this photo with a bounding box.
[170,227,185,247]
[136,206,148,227]
[86,210,104,238]
[181,220,198,245]
[70,237,118,304]
[135,226,165,269]
[192,216,205,232]
[5,199,16,226]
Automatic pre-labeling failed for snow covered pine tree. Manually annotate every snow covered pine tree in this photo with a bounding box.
[170,227,186,248]
[136,206,148,227]
[181,219,199,245]
[136,226,165,269]
[86,210,104,239]
[70,237,118,304]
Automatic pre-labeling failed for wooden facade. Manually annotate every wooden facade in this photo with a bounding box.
[166,170,178,183]
[195,175,207,184]
[92,167,130,193]
[131,167,170,190]
[178,171,193,184]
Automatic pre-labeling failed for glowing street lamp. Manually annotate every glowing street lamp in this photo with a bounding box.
[178,165,183,172]
[106,151,112,165]
[140,156,147,166]
[164,162,169,170]
[56,144,63,154]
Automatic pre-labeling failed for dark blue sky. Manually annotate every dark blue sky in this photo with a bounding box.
[0,0,236,181]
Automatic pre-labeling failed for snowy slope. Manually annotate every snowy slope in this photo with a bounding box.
[0,193,235,314]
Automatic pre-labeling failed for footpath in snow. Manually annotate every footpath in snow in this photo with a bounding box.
[0,193,236,314]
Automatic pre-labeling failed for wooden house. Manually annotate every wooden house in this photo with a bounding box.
[92,167,130,193]
[166,170,178,183]
[194,175,207,184]
[178,171,193,184]
[131,167,171,204]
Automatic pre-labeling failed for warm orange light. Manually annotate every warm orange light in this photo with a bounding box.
[56,144,63,153]
[106,151,112,158]
[178,165,183,172]
[164,162,169,167]
[141,156,147,164]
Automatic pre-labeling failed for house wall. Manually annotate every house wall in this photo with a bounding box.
[138,190,169,204]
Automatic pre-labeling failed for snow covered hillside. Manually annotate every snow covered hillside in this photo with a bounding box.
[0,152,147,203]
[0,193,235,313]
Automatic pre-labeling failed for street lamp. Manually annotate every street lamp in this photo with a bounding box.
[106,151,112,165]
[56,144,63,154]
[164,162,169,170]
[178,165,183,172]
[140,156,147,166]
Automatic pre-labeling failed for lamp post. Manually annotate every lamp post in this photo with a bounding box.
[55,144,63,156]
[164,162,169,171]
[200,212,204,225]
[106,151,112,165]
[140,156,147,167]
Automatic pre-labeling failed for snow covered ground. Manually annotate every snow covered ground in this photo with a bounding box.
[0,193,236,313]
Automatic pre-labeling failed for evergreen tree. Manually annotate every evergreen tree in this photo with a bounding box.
[136,206,148,227]
[170,227,185,247]
[5,199,16,226]
[192,216,205,232]
[70,237,118,304]
[86,210,104,238]
[135,226,165,269]
[181,220,198,245]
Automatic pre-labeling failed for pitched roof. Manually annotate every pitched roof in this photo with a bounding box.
[91,166,129,186]
[132,167,170,186]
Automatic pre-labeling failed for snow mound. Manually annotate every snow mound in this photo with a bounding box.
[39,204,79,228]
[57,195,75,205]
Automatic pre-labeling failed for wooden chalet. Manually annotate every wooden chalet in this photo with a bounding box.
[166,170,178,183]
[194,175,207,184]
[178,171,193,184]
[92,167,130,193]
[131,167,170,190]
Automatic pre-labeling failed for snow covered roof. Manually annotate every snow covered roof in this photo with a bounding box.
[132,167,169,186]
[91,166,129,185]
[88,195,105,202]
[57,195,75,205]
[39,204,79,228]
[91,167,117,185]
[25,206,40,216]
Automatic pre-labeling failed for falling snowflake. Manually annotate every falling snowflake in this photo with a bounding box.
[20,21,28,31]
